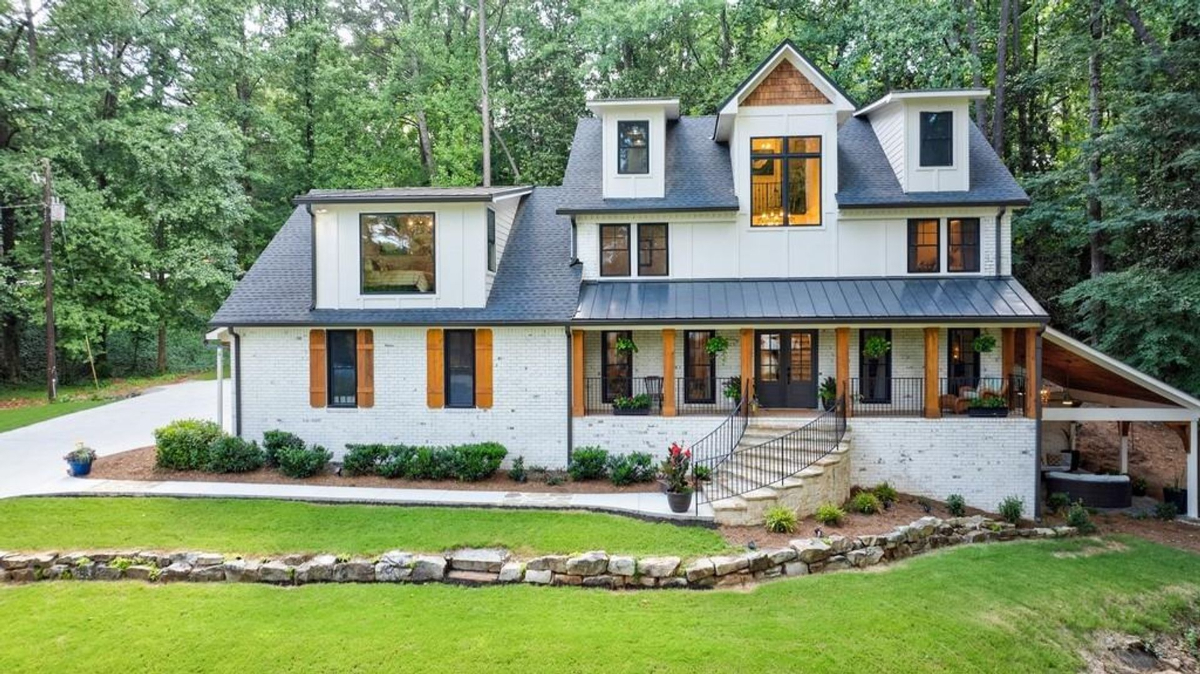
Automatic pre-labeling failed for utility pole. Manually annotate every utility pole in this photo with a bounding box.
[42,158,56,401]
[478,0,491,187]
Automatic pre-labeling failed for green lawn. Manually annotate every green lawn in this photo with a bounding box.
[0,498,731,557]
[0,399,110,433]
[0,537,1196,673]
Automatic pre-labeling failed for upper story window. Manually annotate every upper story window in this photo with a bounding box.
[327,329,357,407]
[919,111,953,167]
[617,121,650,174]
[948,217,980,272]
[486,209,497,273]
[908,218,940,273]
[750,136,821,227]
[637,223,668,276]
[600,223,631,276]
[361,213,435,294]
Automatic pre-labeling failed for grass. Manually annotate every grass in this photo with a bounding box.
[0,497,731,557]
[0,399,111,433]
[0,537,1196,672]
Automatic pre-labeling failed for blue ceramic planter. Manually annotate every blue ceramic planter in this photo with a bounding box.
[67,459,92,477]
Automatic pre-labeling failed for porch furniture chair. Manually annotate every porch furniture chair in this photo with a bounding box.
[644,376,664,412]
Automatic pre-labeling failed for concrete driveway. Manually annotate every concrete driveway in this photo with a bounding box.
[0,379,230,498]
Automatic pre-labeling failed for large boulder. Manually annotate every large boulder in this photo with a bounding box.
[684,559,715,582]
[638,557,680,578]
[224,560,261,583]
[259,561,294,584]
[790,539,832,564]
[375,551,413,582]
[410,555,446,582]
[709,556,749,576]
[498,562,523,583]
[450,549,509,573]
[161,562,193,582]
[527,555,569,573]
[524,569,552,584]
[333,559,375,583]
[297,555,338,583]
[566,551,608,576]
[607,556,636,577]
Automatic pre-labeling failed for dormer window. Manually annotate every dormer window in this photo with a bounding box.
[919,111,953,167]
[617,121,650,174]
[361,213,436,293]
[750,136,821,227]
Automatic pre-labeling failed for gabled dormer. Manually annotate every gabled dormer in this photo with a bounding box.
[585,98,680,200]
[855,90,989,193]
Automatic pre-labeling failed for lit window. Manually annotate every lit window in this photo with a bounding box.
[617,121,649,174]
[361,213,435,293]
[920,112,953,167]
[948,218,980,272]
[908,219,940,273]
[750,136,821,227]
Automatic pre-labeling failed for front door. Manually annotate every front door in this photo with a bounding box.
[755,330,818,408]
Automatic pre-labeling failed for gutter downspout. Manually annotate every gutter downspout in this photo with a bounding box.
[566,326,573,463]
[1033,323,1045,522]
[569,216,580,265]
[306,203,317,310]
[230,326,243,437]
[995,207,1006,277]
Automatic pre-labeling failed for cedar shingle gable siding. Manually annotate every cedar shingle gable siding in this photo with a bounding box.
[742,61,830,106]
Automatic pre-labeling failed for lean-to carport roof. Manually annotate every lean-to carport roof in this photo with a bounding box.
[573,277,1048,325]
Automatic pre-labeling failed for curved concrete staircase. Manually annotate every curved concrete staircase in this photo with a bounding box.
[707,418,852,526]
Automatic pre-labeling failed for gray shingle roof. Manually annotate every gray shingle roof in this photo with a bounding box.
[210,188,580,326]
[574,277,1048,324]
[557,116,740,214]
[836,117,1030,208]
[295,186,531,204]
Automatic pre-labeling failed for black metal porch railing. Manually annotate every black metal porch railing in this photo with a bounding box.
[690,397,749,513]
[583,377,739,416]
[674,377,739,416]
[847,375,1028,417]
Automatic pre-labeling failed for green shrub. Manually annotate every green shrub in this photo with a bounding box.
[946,494,967,517]
[764,506,797,533]
[1066,501,1097,534]
[262,430,305,468]
[372,446,415,479]
[451,443,508,482]
[607,452,655,486]
[408,447,454,480]
[204,436,265,473]
[568,446,609,481]
[693,465,713,482]
[1131,476,1149,497]
[998,495,1024,524]
[276,444,332,479]
[850,491,883,515]
[154,419,222,470]
[508,456,527,483]
[815,502,845,526]
[1046,492,1071,515]
[1154,501,1180,521]
[872,482,898,506]
[342,444,395,477]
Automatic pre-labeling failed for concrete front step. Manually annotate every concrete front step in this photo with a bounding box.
[709,443,853,527]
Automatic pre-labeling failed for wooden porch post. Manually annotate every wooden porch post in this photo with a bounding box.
[662,329,676,416]
[924,327,940,418]
[1118,421,1131,474]
[740,328,754,404]
[571,330,585,417]
[1001,327,1015,381]
[836,327,851,417]
[1024,327,1038,419]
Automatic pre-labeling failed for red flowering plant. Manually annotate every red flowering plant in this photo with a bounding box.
[661,442,693,494]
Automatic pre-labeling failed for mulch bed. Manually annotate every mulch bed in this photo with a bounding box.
[86,446,658,494]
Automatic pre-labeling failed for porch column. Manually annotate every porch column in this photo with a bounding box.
[1118,422,1131,474]
[571,330,585,417]
[1001,327,1015,381]
[1189,418,1198,519]
[923,327,940,418]
[740,328,754,403]
[662,329,676,417]
[836,327,851,417]
[216,343,225,432]
[1024,327,1038,418]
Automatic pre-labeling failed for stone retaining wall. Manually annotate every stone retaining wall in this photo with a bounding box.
[0,517,1076,590]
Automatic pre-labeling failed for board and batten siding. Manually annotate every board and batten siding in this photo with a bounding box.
[870,103,906,191]
[484,195,520,299]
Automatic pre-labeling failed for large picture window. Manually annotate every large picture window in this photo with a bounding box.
[600,224,631,277]
[617,121,650,174]
[601,331,633,403]
[444,330,475,408]
[948,217,980,272]
[637,223,668,276]
[750,136,821,227]
[907,218,940,273]
[327,330,357,407]
[361,213,435,293]
[919,111,953,167]
[684,330,716,404]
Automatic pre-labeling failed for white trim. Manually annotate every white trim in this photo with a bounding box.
[855,89,990,118]
[205,327,230,343]
[1189,418,1198,519]
[1042,407,1200,423]
[587,99,681,120]
[1044,327,1200,411]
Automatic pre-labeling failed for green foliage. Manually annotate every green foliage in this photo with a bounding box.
[450,443,508,482]
[764,506,797,534]
[568,447,609,481]
[850,491,883,515]
[968,394,1007,409]
[205,436,265,474]
[276,445,332,479]
[722,376,742,402]
[1131,476,1149,497]
[1154,501,1180,521]
[342,444,392,477]
[1046,492,1072,515]
[407,447,454,481]
[815,503,845,526]
[862,336,891,359]
[612,394,651,410]
[377,447,417,480]
[693,465,713,482]
[998,496,1024,524]
[972,334,997,353]
[613,336,638,355]
[508,456,527,483]
[154,419,222,471]
[1065,501,1097,534]
[818,377,838,404]
[704,335,729,357]
[262,431,305,468]
[606,452,655,486]
[872,482,898,506]
[946,494,967,517]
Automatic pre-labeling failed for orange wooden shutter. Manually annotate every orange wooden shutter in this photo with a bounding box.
[475,329,493,409]
[309,329,327,408]
[426,329,444,408]
[356,329,375,408]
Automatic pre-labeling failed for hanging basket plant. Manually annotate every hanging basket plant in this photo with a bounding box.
[705,335,729,360]
[614,336,639,356]
[972,333,997,353]
[863,336,891,359]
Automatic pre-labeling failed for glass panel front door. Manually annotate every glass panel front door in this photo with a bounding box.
[755,330,818,408]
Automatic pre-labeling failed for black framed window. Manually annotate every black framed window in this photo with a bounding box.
[600,224,631,277]
[360,213,435,293]
[858,328,892,404]
[948,217,980,273]
[947,328,981,393]
[327,330,357,408]
[601,331,632,402]
[919,111,953,167]
[445,330,476,408]
[617,121,650,174]
[637,223,668,276]
[907,218,940,273]
[684,331,716,403]
[486,209,497,272]
[750,136,821,227]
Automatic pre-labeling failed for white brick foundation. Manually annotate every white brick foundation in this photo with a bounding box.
[572,415,727,456]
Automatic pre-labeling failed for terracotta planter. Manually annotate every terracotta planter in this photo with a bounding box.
[666,491,693,513]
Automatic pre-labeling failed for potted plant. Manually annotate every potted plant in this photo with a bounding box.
[705,335,730,362]
[661,442,694,513]
[1164,472,1188,513]
[64,442,97,477]
[862,335,891,359]
[967,393,1009,417]
[818,376,838,411]
[612,393,651,416]
[722,376,742,403]
[614,336,638,356]
[972,333,997,353]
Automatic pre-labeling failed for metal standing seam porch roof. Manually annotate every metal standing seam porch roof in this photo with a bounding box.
[573,277,1048,325]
